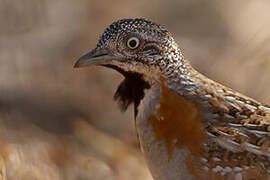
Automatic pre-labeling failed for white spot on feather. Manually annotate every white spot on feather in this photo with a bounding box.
[212,165,223,172]
[235,173,242,180]
[233,167,242,172]
[224,166,232,173]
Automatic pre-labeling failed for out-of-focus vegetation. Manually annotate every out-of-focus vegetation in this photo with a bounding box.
[0,0,270,179]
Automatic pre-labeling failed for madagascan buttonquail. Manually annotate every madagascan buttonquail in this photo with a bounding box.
[74,18,270,180]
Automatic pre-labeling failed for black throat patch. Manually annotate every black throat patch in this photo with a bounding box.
[103,65,150,117]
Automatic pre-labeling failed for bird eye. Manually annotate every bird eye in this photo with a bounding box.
[127,37,140,49]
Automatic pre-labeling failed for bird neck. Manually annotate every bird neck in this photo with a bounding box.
[156,52,197,91]
[113,51,199,117]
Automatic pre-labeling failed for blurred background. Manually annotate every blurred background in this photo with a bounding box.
[0,0,270,179]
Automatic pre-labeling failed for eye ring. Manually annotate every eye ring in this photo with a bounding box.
[127,37,140,49]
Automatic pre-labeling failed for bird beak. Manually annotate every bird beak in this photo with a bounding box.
[74,48,115,68]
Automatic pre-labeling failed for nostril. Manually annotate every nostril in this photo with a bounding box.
[92,53,108,58]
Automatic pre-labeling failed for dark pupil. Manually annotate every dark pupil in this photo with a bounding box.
[129,39,137,48]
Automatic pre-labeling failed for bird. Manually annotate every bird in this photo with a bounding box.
[74,18,270,180]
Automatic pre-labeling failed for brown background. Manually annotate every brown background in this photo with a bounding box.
[0,0,270,179]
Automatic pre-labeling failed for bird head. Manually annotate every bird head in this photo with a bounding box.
[74,18,184,82]
[74,18,186,114]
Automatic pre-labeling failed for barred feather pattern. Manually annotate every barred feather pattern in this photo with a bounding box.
[171,69,270,177]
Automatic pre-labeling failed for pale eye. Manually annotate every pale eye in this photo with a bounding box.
[127,37,140,49]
